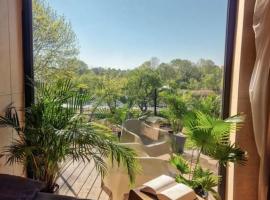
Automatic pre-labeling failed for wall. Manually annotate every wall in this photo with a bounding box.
[226,0,260,199]
[0,0,24,176]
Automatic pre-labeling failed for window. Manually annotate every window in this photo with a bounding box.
[22,1,237,199]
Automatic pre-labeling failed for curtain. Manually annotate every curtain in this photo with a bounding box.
[249,0,270,199]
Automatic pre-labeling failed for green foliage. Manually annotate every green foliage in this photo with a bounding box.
[0,80,139,192]
[157,63,177,84]
[33,0,223,112]
[159,92,188,133]
[170,112,246,199]
[125,65,161,112]
[95,75,126,114]
[94,105,145,126]
[192,166,220,192]
[170,155,190,175]
[208,144,247,167]
[172,155,221,199]
[170,59,201,89]
[33,0,79,81]
[198,59,223,92]
[194,95,221,118]
[183,111,247,167]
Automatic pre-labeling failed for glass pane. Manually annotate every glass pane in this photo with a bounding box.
[32,0,229,199]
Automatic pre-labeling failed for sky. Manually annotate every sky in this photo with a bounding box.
[47,0,228,69]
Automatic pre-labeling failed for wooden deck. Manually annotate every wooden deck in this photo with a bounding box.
[56,159,110,200]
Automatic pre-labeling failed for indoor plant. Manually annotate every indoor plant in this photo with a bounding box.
[170,111,247,199]
[0,79,139,193]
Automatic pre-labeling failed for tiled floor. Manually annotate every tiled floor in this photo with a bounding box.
[56,159,110,200]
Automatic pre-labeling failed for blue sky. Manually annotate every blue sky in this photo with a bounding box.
[47,0,228,69]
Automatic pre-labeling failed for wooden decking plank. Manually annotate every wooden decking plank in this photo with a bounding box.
[57,159,110,200]
[76,160,96,196]
[98,190,110,200]
[61,160,86,195]
[85,172,100,199]
[57,160,83,193]
[57,160,81,191]
[77,161,99,198]
[59,158,73,174]
[65,160,91,196]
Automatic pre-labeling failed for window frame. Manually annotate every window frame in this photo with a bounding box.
[22,0,238,199]
[220,0,238,198]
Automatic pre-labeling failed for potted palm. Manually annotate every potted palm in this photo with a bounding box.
[170,111,247,199]
[160,93,188,153]
[0,79,139,193]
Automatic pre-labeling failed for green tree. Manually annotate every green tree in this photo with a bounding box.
[126,64,161,112]
[171,59,201,89]
[33,0,79,81]
[197,59,223,92]
[157,63,177,84]
[96,75,126,114]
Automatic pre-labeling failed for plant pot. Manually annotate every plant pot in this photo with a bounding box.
[42,183,59,193]
[172,133,186,154]
[194,186,209,200]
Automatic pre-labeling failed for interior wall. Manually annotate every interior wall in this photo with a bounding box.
[0,0,24,176]
[226,0,260,199]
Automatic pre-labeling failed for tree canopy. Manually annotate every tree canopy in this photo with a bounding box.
[33,0,79,81]
[33,0,224,118]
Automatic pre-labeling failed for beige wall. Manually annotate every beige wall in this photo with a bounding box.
[226,0,260,200]
[0,0,24,176]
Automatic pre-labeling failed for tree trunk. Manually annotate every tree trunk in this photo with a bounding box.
[153,88,157,116]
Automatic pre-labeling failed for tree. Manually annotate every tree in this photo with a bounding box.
[61,59,90,77]
[33,0,79,81]
[171,59,201,89]
[126,64,161,112]
[157,63,177,84]
[42,58,88,83]
[197,59,223,92]
[96,75,126,114]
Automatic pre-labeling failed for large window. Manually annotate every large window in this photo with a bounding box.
[23,0,238,199]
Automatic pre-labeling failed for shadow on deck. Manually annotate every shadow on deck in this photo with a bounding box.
[56,159,110,200]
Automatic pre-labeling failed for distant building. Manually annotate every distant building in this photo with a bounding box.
[150,57,160,68]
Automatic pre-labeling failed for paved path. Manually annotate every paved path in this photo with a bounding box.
[56,159,110,200]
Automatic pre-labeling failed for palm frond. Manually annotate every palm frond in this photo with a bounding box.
[170,155,190,175]
[0,79,139,192]
[192,166,220,193]
[0,106,22,134]
[209,144,247,167]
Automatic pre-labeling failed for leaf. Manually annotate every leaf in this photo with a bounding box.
[0,79,140,191]
[170,155,190,174]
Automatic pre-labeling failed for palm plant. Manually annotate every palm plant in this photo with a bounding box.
[171,155,220,199]
[170,111,247,199]
[184,111,246,168]
[0,79,139,193]
[160,93,188,133]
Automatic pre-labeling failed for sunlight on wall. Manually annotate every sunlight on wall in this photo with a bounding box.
[0,0,24,176]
